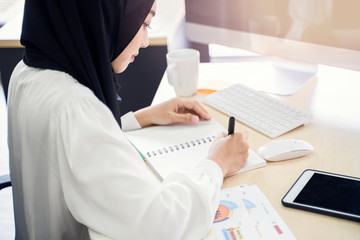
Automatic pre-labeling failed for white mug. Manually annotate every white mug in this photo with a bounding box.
[166,48,200,97]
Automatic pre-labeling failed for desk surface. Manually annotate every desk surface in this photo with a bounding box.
[0,0,185,47]
[153,61,360,240]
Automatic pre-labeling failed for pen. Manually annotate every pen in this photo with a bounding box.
[228,116,235,135]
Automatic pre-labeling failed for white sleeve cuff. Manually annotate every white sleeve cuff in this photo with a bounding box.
[121,112,142,132]
[196,159,224,187]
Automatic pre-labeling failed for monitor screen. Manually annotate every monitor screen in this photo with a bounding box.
[185,0,360,94]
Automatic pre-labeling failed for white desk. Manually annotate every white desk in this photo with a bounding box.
[154,61,360,240]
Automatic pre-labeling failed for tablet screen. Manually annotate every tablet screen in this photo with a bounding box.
[294,173,360,215]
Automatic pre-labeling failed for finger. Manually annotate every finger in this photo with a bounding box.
[226,131,249,150]
[216,131,227,138]
[179,100,211,120]
[244,130,250,141]
[170,112,200,123]
[230,130,249,140]
[239,130,250,141]
[235,131,250,151]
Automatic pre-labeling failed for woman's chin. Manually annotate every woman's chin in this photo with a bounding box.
[113,64,129,74]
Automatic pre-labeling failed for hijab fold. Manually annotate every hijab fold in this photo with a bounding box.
[20,0,155,127]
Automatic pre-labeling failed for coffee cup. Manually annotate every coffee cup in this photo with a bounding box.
[166,48,199,97]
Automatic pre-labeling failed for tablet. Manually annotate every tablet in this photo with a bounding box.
[282,169,360,222]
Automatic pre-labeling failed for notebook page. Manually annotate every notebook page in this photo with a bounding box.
[125,120,266,178]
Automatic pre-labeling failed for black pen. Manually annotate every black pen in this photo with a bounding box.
[228,116,235,135]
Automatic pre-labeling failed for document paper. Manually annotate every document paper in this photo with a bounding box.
[204,185,296,240]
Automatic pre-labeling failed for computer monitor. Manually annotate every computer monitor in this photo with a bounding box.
[185,0,360,95]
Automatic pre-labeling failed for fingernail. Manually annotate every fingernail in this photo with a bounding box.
[191,116,199,122]
[245,131,249,140]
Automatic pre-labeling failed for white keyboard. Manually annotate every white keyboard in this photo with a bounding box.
[202,83,312,138]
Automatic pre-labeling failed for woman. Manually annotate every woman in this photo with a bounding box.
[7,0,249,239]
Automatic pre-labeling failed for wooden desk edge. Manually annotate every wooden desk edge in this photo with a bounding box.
[0,40,22,48]
[1,38,168,48]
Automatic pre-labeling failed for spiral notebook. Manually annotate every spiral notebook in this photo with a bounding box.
[125,120,266,180]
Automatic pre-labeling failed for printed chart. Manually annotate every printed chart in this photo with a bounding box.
[204,185,296,240]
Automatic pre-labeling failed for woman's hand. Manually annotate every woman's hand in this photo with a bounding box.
[134,97,211,128]
[207,131,249,177]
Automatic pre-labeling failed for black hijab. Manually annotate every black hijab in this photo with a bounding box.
[20,0,155,127]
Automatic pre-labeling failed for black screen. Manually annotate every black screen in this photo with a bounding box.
[294,173,360,215]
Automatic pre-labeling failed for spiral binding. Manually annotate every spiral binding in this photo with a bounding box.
[146,136,216,158]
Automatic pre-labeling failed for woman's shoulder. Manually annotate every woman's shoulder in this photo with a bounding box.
[12,61,98,103]
[10,61,112,124]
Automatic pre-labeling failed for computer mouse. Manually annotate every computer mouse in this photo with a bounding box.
[258,139,314,161]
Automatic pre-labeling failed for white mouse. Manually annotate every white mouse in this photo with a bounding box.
[258,139,314,161]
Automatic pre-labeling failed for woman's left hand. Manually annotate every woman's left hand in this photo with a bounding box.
[134,97,211,128]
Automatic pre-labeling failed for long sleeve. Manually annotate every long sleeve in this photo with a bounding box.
[55,97,223,240]
[120,111,142,132]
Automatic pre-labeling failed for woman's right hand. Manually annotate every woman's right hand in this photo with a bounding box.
[207,131,249,177]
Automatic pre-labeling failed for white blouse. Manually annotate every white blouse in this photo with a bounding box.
[7,61,223,240]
